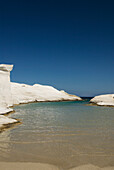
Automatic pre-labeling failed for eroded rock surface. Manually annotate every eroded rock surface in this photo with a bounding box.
[90,94,114,106]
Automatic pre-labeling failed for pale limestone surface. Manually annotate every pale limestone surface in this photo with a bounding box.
[90,94,114,106]
[11,82,81,105]
[0,64,17,128]
[0,64,13,114]
[0,115,17,128]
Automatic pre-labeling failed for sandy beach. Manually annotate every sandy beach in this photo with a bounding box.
[0,162,114,170]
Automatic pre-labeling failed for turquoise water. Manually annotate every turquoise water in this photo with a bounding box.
[0,100,114,169]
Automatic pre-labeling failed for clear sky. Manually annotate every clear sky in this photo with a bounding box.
[0,0,114,96]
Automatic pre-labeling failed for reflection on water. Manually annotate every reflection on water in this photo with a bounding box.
[0,101,114,169]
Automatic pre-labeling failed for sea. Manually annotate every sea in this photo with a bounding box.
[0,99,114,169]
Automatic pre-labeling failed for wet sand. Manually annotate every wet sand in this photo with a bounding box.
[0,162,59,170]
[0,162,114,170]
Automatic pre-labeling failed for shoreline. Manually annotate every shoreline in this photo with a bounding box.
[0,99,81,132]
[1,98,114,132]
[0,118,21,133]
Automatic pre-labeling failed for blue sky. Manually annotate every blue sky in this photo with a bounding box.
[0,0,114,96]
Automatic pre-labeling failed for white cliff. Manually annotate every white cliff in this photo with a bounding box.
[90,94,114,106]
[0,64,13,114]
[11,82,81,105]
[0,64,18,128]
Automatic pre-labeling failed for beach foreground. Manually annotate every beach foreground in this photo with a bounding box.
[0,162,113,170]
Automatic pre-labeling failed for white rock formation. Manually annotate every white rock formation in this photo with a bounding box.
[90,94,114,106]
[11,82,81,105]
[0,64,17,128]
[0,64,13,114]
[0,115,17,128]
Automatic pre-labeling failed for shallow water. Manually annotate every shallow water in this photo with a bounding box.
[0,100,114,169]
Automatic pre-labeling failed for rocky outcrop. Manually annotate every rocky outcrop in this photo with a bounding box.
[0,64,18,128]
[11,83,81,105]
[0,115,17,129]
[0,64,13,114]
[90,94,114,106]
